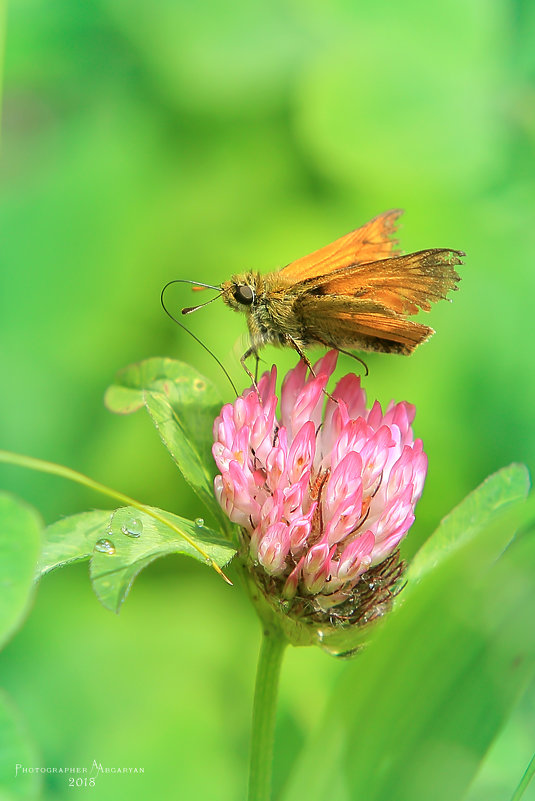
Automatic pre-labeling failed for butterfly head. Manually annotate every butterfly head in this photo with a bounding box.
[221,272,262,313]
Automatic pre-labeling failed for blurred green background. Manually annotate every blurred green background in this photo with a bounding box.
[1,0,534,799]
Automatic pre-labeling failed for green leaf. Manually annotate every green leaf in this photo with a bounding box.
[282,484,535,801]
[39,506,235,612]
[0,493,42,651]
[104,358,228,527]
[0,691,41,801]
[90,505,236,612]
[511,751,535,801]
[38,509,111,574]
[407,463,531,586]
[39,506,236,613]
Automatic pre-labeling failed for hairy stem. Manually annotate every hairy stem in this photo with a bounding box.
[0,449,231,583]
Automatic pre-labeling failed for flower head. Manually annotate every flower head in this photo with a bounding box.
[213,353,427,636]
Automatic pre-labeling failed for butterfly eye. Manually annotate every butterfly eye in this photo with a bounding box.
[233,285,255,305]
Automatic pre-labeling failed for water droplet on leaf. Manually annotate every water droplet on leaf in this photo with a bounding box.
[195,517,205,528]
[121,517,143,538]
[94,538,116,555]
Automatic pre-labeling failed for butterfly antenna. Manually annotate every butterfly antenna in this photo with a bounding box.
[160,280,238,396]
[181,292,223,315]
[166,279,220,291]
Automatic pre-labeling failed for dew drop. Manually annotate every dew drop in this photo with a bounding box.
[94,538,116,555]
[195,517,205,528]
[121,517,143,538]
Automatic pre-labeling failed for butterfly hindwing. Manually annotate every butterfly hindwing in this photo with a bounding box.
[296,295,434,355]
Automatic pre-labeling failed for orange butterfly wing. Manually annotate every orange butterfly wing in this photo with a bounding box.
[315,249,464,316]
[297,296,435,355]
[271,211,463,355]
[333,311,434,352]
[293,249,463,355]
[279,209,403,283]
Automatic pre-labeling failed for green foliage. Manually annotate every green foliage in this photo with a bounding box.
[0,356,238,616]
[105,358,230,531]
[90,506,235,613]
[406,462,531,587]
[510,753,535,801]
[1,1,534,798]
[38,509,111,574]
[282,468,535,801]
[0,493,42,650]
[40,506,235,613]
[0,495,41,801]
[0,691,41,801]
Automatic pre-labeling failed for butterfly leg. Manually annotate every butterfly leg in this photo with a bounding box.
[337,347,369,377]
[240,348,259,392]
[284,335,339,403]
[283,334,316,377]
[316,339,369,377]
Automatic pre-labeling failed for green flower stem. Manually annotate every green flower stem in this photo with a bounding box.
[249,626,287,801]
[511,751,535,801]
[0,449,231,584]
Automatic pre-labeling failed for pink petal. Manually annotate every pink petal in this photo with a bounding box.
[287,420,316,484]
[325,451,363,519]
[282,556,305,599]
[256,522,290,575]
[302,543,333,594]
[366,400,384,431]
[336,530,375,582]
[359,425,395,493]
[280,360,308,430]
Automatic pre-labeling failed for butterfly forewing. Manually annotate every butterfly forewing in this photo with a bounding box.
[279,209,403,283]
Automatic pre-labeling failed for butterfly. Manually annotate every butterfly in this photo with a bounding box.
[212,209,463,381]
